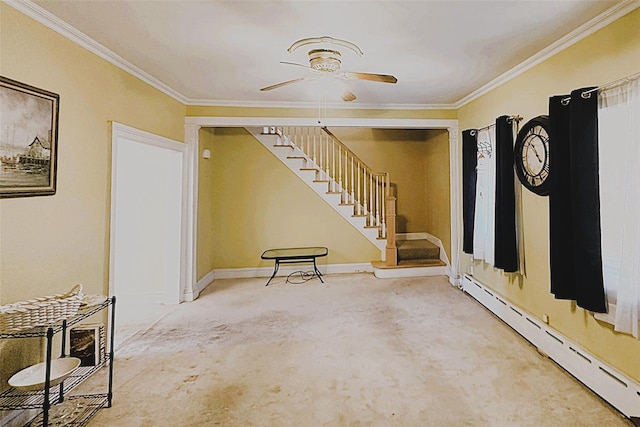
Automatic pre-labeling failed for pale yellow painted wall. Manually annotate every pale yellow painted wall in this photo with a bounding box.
[203,128,381,270]
[0,4,185,391]
[424,130,450,257]
[186,105,457,120]
[458,8,640,382]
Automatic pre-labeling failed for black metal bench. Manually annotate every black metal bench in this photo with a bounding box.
[260,247,328,286]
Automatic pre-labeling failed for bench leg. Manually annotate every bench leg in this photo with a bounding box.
[266,260,280,286]
[313,258,324,283]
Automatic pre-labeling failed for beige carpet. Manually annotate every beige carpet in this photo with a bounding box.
[79,274,631,426]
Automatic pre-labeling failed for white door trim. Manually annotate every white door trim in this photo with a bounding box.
[109,122,192,303]
[184,117,461,286]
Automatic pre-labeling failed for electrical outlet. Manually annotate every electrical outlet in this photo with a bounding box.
[542,314,550,324]
[469,265,474,275]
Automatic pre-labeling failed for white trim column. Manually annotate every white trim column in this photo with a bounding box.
[182,123,200,301]
[447,125,461,287]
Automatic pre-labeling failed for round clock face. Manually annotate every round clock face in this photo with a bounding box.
[514,115,550,196]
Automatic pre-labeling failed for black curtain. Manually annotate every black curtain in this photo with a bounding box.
[494,116,518,272]
[548,87,606,313]
[462,129,477,254]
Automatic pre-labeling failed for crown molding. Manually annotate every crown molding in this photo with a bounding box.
[454,0,640,108]
[185,98,456,110]
[5,0,189,104]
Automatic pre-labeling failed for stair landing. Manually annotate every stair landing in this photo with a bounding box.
[372,237,448,278]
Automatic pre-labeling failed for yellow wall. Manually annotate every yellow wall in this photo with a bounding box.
[457,8,640,382]
[186,105,457,120]
[199,127,380,272]
[0,3,185,391]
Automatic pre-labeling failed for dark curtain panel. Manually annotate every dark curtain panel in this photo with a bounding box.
[548,87,606,313]
[549,95,575,299]
[462,129,477,254]
[493,115,518,272]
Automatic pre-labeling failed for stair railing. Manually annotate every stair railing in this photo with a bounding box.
[277,126,390,239]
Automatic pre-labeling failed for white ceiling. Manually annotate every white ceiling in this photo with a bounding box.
[24,0,633,109]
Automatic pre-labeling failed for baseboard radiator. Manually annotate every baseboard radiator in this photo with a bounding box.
[461,274,640,421]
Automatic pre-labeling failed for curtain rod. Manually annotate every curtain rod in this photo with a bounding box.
[561,71,640,104]
[468,115,522,136]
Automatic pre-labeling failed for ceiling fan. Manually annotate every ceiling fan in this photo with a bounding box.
[260,36,397,102]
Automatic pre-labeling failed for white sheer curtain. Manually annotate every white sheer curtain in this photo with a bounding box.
[473,126,496,265]
[597,76,640,338]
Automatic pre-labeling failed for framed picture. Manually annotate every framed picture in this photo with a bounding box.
[70,323,105,367]
[0,76,59,198]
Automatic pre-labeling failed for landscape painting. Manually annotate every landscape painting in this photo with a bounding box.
[0,76,59,198]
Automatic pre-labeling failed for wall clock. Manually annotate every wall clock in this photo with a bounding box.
[514,115,550,196]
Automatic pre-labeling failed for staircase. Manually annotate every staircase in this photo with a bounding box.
[248,126,389,255]
[248,126,448,277]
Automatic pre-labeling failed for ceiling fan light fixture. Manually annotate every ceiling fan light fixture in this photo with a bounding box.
[261,36,397,102]
[308,49,341,72]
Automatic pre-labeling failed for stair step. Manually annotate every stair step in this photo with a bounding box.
[300,167,319,171]
[397,239,439,261]
[275,145,294,148]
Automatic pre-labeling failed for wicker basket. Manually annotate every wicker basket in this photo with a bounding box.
[0,284,84,333]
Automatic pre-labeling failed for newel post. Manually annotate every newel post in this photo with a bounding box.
[385,196,397,266]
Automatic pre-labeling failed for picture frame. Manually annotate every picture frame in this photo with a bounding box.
[0,76,59,198]
[70,323,105,367]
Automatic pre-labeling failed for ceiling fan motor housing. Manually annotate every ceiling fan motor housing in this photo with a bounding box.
[308,49,341,72]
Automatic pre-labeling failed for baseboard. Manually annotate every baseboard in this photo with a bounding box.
[186,269,216,301]
[461,274,640,419]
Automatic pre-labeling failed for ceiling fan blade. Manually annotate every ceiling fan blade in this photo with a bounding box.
[280,61,314,70]
[341,90,357,102]
[341,72,397,84]
[260,77,309,91]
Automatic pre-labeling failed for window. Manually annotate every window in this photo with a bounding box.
[596,77,640,338]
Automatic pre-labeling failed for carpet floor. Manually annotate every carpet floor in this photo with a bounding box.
[79,274,631,426]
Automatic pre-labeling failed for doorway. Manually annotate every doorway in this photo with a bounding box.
[109,123,188,345]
